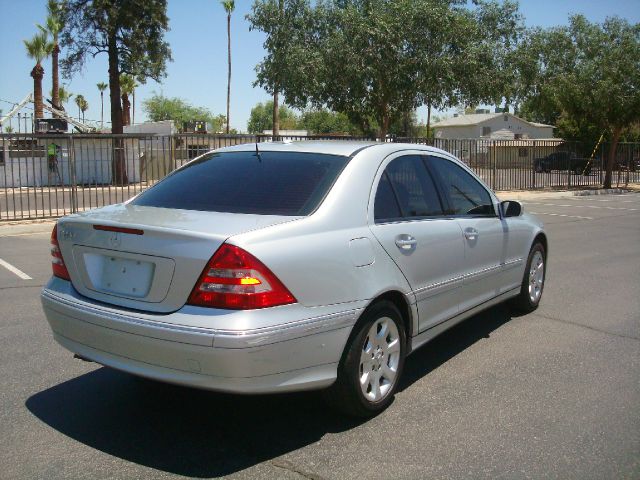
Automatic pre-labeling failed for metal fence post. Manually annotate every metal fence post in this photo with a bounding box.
[492,143,497,190]
[68,134,78,213]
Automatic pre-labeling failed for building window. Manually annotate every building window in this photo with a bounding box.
[518,147,529,157]
[482,126,491,137]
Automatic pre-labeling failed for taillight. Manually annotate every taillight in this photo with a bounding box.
[187,244,296,309]
[50,224,71,280]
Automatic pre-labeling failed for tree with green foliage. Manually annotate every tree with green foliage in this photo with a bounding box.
[38,0,63,112]
[247,100,298,133]
[143,93,226,133]
[248,0,315,136]
[299,109,357,135]
[55,85,72,111]
[60,0,171,183]
[518,16,640,188]
[74,94,87,122]
[221,0,235,134]
[248,0,523,139]
[24,31,52,120]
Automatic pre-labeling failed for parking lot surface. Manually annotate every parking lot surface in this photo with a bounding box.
[0,192,638,479]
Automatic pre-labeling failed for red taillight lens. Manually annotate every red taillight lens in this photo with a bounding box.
[50,224,71,280]
[187,244,296,309]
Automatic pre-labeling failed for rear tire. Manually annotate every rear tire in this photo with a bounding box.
[323,301,406,417]
[510,242,546,313]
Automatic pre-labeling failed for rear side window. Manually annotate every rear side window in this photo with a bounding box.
[374,172,402,221]
[132,151,350,216]
[375,155,443,222]
[427,156,495,216]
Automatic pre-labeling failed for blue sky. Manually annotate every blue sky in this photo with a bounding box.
[1,0,639,132]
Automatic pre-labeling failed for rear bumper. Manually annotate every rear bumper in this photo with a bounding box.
[41,278,362,394]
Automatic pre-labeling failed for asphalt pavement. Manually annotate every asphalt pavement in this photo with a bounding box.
[0,192,638,479]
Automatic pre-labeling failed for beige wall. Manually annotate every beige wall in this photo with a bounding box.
[434,114,554,140]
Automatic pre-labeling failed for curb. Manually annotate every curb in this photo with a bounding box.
[496,187,639,201]
[0,220,55,237]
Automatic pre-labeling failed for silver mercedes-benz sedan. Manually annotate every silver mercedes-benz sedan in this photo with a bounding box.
[41,141,547,416]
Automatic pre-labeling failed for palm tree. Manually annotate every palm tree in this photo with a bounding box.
[38,0,62,112]
[97,82,108,128]
[79,97,89,123]
[24,31,52,120]
[221,0,235,134]
[74,94,85,122]
[55,85,72,112]
[119,74,135,126]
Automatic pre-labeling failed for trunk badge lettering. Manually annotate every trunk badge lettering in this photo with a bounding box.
[109,233,121,248]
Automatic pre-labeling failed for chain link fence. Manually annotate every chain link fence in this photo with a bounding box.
[1,133,638,221]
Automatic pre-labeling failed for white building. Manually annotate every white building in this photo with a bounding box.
[433,112,554,140]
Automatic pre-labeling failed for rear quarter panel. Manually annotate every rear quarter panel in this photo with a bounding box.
[229,146,414,309]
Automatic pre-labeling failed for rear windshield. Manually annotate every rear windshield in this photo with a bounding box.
[131,150,350,216]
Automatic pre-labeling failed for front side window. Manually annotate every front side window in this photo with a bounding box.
[132,151,350,216]
[427,156,495,216]
[374,155,443,222]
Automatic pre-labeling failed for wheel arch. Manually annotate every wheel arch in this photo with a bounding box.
[343,290,414,359]
[533,231,548,256]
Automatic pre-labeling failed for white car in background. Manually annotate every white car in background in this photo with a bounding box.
[41,141,547,416]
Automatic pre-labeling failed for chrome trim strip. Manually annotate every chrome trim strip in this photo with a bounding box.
[502,257,524,269]
[214,310,360,348]
[411,257,523,296]
[42,288,361,349]
[42,288,217,337]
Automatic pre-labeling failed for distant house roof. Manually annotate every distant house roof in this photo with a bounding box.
[433,113,554,129]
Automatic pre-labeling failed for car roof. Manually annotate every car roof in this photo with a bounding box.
[215,140,455,158]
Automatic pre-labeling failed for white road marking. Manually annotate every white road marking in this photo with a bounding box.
[567,198,638,202]
[0,258,32,280]
[524,202,637,211]
[528,211,593,220]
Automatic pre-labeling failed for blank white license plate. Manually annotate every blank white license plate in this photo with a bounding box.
[99,256,155,298]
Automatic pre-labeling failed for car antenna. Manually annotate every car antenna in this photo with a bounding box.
[255,142,262,163]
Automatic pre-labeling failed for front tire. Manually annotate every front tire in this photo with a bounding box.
[510,242,546,313]
[323,301,406,417]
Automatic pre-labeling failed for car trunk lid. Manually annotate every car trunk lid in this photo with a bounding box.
[56,203,300,313]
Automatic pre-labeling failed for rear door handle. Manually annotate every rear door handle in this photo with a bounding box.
[395,235,417,250]
[463,227,479,240]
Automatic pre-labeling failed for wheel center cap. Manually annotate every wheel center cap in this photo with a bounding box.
[374,347,383,360]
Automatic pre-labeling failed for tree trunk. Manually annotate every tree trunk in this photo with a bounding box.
[31,63,44,120]
[426,102,432,139]
[273,88,280,138]
[121,93,131,126]
[108,33,127,184]
[132,89,135,125]
[378,103,390,140]
[52,43,60,113]
[603,126,623,189]
[100,92,104,129]
[226,12,231,134]
[379,115,390,140]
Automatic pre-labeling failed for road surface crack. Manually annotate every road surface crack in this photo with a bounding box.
[533,312,639,342]
[270,459,327,480]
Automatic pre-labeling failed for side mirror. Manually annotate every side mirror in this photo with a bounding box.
[500,200,522,217]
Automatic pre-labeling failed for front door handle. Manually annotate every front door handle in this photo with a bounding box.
[395,234,417,250]
[463,227,479,241]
